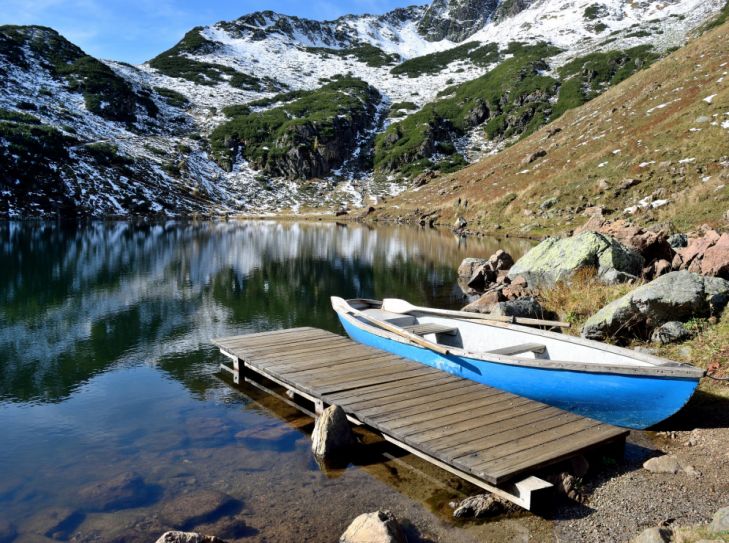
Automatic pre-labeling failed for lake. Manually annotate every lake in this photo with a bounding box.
[0,220,548,543]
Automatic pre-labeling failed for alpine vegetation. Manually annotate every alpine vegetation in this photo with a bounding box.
[0,0,725,217]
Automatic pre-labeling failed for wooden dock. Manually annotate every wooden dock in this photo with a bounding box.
[213,327,629,510]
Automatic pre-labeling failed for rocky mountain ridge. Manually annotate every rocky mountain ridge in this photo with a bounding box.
[0,0,726,217]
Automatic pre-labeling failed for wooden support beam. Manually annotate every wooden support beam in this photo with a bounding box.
[378,432,553,511]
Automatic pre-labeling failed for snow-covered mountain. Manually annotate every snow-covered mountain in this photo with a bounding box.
[0,0,725,218]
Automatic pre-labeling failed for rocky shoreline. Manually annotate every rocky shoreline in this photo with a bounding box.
[142,224,729,542]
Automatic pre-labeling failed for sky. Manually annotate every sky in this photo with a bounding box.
[0,0,421,64]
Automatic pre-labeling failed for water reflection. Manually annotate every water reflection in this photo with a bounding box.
[0,221,532,404]
[0,221,542,542]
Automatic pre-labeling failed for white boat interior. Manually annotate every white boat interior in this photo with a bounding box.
[343,299,705,378]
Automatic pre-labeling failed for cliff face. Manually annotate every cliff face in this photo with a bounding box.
[417,0,535,42]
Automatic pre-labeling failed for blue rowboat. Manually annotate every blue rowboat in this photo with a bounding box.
[330,297,704,429]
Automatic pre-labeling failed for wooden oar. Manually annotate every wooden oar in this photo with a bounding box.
[331,297,450,355]
[382,298,571,329]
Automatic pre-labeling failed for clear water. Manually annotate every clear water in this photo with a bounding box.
[0,221,544,542]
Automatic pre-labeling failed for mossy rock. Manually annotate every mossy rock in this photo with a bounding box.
[507,232,644,289]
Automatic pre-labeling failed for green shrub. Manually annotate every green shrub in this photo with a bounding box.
[305,44,399,67]
[209,77,380,176]
[0,108,41,124]
[390,102,418,111]
[84,142,131,166]
[584,3,608,20]
[148,27,271,91]
[0,25,156,123]
[376,42,561,177]
[391,42,500,77]
[0,118,73,202]
[554,45,659,116]
[248,90,308,109]
[153,87,189,108]
[222,104,252,118]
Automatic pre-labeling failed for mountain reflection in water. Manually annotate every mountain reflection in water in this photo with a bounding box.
[0,221,541,543]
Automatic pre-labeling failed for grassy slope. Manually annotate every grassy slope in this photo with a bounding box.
[375,20,729,236]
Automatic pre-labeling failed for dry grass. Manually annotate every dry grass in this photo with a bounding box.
[670,524,729,542]
[375,19,729,237]
[655,311,729,401]
[538,268,639,331]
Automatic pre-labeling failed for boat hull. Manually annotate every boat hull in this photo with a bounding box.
[338,315,700,429]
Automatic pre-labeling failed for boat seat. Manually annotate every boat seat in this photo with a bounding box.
[402,323,458,336]
[488,343,547,356]
[361,308,416,327]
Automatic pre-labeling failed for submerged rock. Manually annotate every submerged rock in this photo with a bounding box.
[155,532,228,543]
[339,510,406,543]
[159,490,240,531]
[311,405,356,461]
[0,520,17,543]
[26,507,85,540]
[582,271,729,340]
[77,471,157,512]
[508,232,643,289]
[453,494,511,518]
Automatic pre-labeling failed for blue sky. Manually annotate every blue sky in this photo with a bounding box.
[1,0,420,63]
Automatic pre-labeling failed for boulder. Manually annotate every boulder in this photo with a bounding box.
[488,249,514,271]
[523,149,547,165]
[576,219,673,263]
[159,490,240,530]
[502,283,531,300]
[668,233,688,249]
[311,405,356,461]
[0,520,16,543]
[462,290,506,313]
[678,230,721,269]
[155,532,228,543]
[484,297,548,319]
[452,494,508,518]
[643,455,682,474]
[77,471,156,512]
[701,233,729,278]
[507,232,643,289]
[632,527,673,543]
[466,264,497,290]
[582,271,729,340]
[339,510,406,543]
[458,258,489,278]
[710,506,729,533]
[651,321,692,344]
[654,259,672,277]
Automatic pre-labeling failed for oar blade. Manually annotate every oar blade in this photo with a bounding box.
[381,298,416,314]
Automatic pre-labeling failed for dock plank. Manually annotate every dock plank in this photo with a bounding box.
[212,328,629,487]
